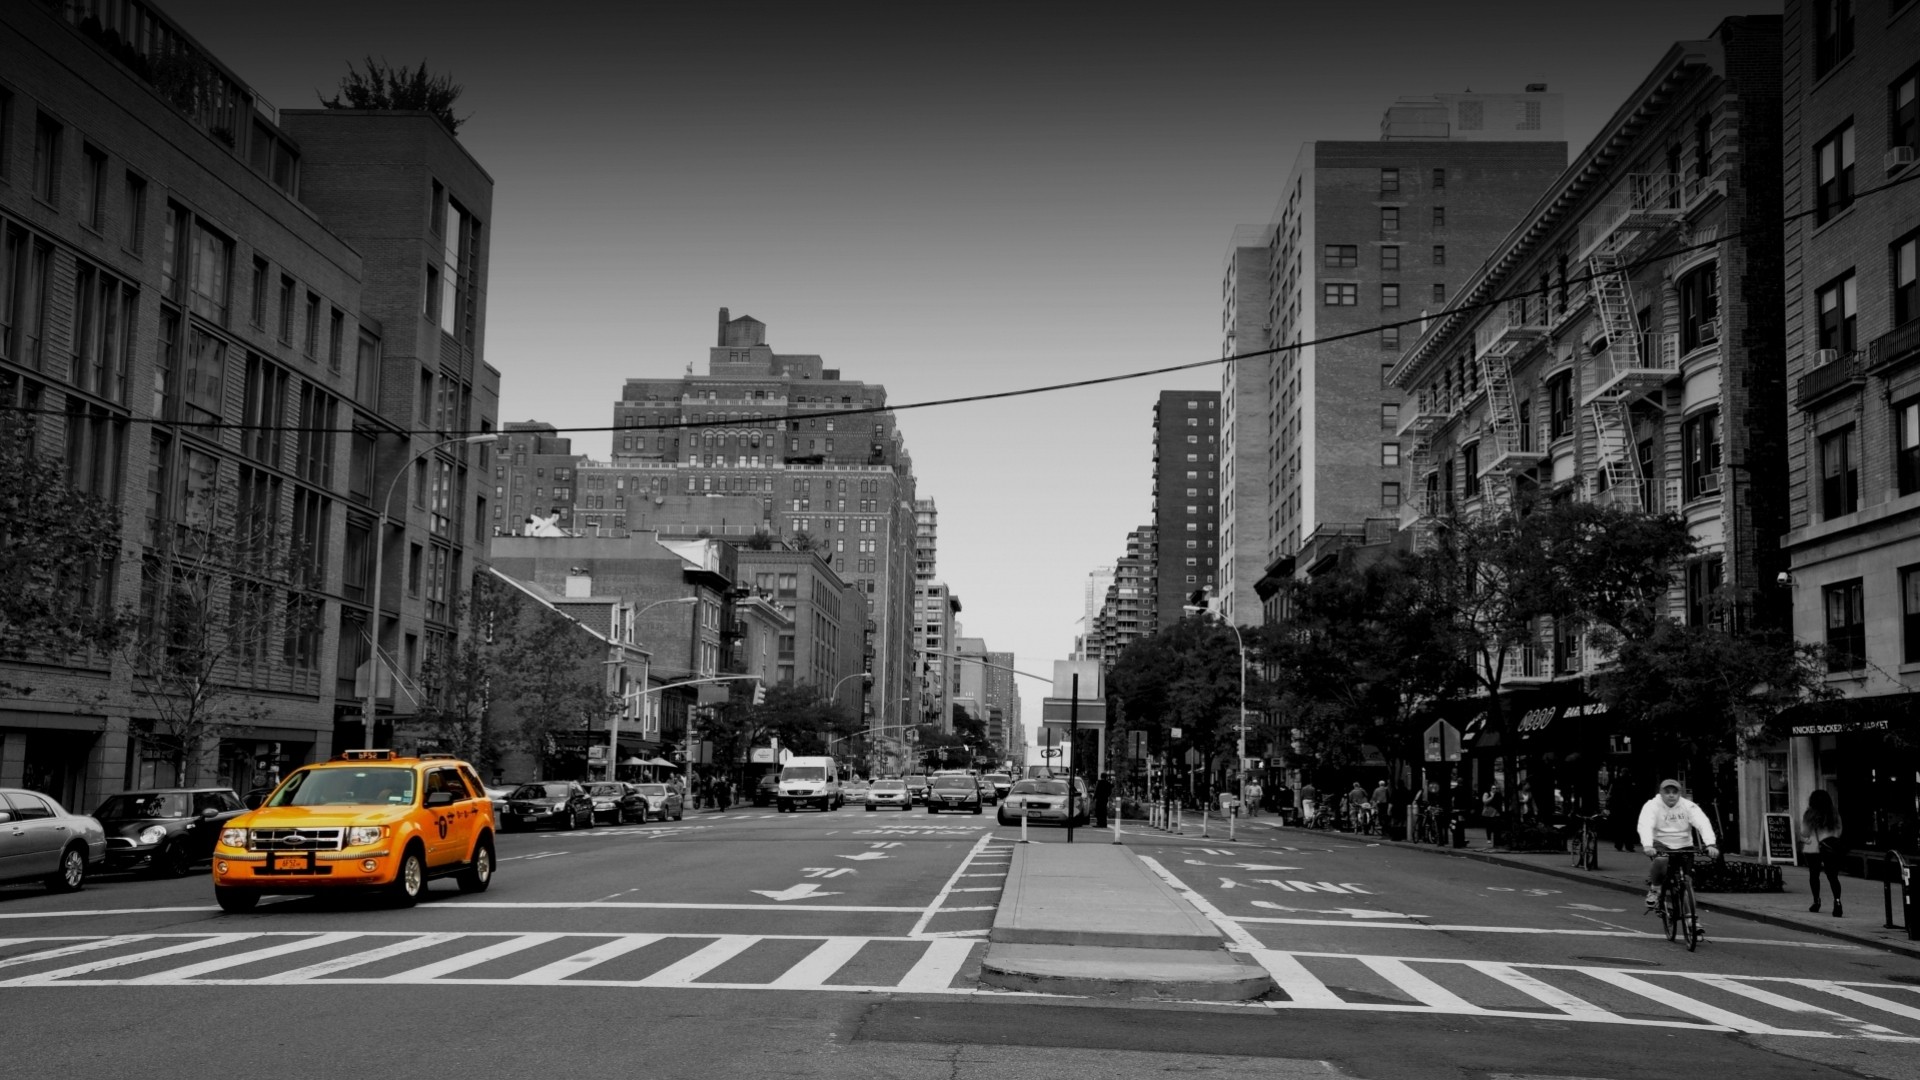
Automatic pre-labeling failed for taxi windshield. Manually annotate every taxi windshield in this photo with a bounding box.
[269,767,416,807]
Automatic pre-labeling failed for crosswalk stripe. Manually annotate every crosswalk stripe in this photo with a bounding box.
[1805,981,1920,1023]
[1581,967,1829,1036]
[1676,974,1906,1039]
[769,937,867,988]
[4,935,249,984]
[0,936,148,973]
[388,933,564,981]
[639,936,758,986]
[514,935,665,982]
[1464,961,1617,1022]
[1249,950,1344,1007]
[264,933,463,982]
[897,938,973,992]
[1359,957,1480,1011]
[125,933,358,983]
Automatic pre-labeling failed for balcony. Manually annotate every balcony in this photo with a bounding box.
[1473,300,1548,359]
[1501,644,1548,684]
[1479,435,1547,477]
[1581,331,1681,405]
[1866,320,1920,376]
[1796,349,1868,409]
[1575,173,1685,262]
[1394,389,1444,438]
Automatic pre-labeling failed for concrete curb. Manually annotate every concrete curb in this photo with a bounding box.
[979,943,1275,1001]
[1243,821,1920,960]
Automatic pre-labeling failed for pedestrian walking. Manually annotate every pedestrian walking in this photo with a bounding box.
[1802,789,1845,916]
[1481,781,1507,849]
[714,778,732,813]
[1094,774,1113,828]
[1605,768,1634,850]
[1245,778,1262,818]
[1299,780,1320,827]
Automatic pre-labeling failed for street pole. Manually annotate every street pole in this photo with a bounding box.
[362,432,497,750]
[1067,672,1078,844]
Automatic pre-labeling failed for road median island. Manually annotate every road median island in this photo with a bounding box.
[979,844,1275,1000]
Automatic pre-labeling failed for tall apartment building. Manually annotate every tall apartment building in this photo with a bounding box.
[607,309,920,739]
[1152,390,1220,630]
[914,498,937,582]
[1219,225,1274,624]
[737,546,868,719]
[0,2,499,806]
[1089,526,1155,666]
[1390,18,1784,849]
[984,649,1019,756]
[1071,567,1114,660]
[1777,0,1920,854]
[1242,91,1566,614]
[915,582,961,733]
[496,420,581,534]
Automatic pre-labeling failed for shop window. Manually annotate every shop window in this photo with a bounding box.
[1824,578,1865,672]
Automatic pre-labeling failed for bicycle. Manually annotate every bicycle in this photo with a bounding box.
[1568,812,1605,871]
[1651,846,1706,951]
[1413,805,1443,845]
[1349,803,1375,836]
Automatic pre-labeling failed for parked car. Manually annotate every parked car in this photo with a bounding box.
[997,777,1090,827]
[925,774,983,815]
[501,781,595,831]
[584,782,647,825]
[982,773,1012,805]
[0,788,106,893]
[94,787,247,877]
[631,783,684,822]
[842,779,871,804]
[864,779,911,811]
[752,774,779,807]
[903,774,930,805]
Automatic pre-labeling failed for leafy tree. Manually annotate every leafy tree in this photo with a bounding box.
[413,575,513,775]
[492,598,619,774]
[319,57,468,134]
[0,418,125,692]
[1105,615,1246,798]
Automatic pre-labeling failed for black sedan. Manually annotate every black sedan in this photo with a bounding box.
[501,781,595,831]
[94,788,247,877]
[585,782,648,824]
[925,774,983,815]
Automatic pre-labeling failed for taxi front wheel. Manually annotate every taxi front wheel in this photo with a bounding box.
[388,848,427,907]
[214,886,259,913]
[457,841,493,894]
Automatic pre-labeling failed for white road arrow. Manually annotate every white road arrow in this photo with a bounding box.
[801,867,857,878]
[1183,860,1301,871]
[1220,878,1242,889]
[868,842,902,849]
[1250,901,1425,919]
[752,884,842,901]
[838,852,890,861]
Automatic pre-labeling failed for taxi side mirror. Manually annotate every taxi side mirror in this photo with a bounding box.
[0,810,12,825]
[201,807,221,819]
[425,791,455,808]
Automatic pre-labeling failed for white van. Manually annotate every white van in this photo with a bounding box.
[777,756,841,812]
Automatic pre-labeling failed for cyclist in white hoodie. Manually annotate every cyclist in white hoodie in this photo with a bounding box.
[1637,778,1719,907]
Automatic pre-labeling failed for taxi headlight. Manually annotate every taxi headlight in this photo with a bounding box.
[139,825,169,845]
[347,826,387,847]
[220,827,248,847]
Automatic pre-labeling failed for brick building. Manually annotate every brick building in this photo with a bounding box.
[496,420,581,534]
[1388,17,1785,849]
[1238,91,1567,617]
[1219,226,1273,624]
[1776,0,1920,854]
[0,2,499,807]
[1152,390,1220,630]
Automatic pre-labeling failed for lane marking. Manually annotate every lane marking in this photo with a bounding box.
[897,938,975,991]
[1135,856,1264,951]
[264,933,463,983]
[1229,916,1859,948]
[768,936,866,988]
[388,933,564,981]
[638,935,758,986]
[3,935,248,984]
[430,901,925,912]
[1675,973,1906,1039]
[515,934,665,982]
[123,932,356,983]
[1582,967,1828,1035]
[909,834,995,938]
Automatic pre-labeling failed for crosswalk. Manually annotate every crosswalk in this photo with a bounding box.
[1246,949,1920,1041]
[0,931,993,994]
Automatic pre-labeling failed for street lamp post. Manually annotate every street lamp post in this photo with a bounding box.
[362,432,497,750]
[606,595,701,780]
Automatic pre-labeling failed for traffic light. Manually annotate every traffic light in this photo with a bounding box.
[752,682,766,705]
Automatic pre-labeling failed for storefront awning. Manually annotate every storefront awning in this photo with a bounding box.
[1778,691,1920,736]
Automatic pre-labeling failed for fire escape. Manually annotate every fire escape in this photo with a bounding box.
[1575,173,1686,509]
[1473,299,1550,517]
[1397,388,1443,526]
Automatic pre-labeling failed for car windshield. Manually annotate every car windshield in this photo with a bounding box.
[905,775,927,785]
[872,780,905,790]
[95,792,190,819]
[931,777,974,790]
[984,774,1010,784]
[1012,780,1069,795]
[270,768,416,807]
[781,767,826,781]
[635,785,668,796]
[510,783,572,800]
[587,784,623,796]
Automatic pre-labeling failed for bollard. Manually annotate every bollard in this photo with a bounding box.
[1202,805,1211,839]
[1020,808,1029,844]
[1113,807,1122,845]
[1228,800,1236,843]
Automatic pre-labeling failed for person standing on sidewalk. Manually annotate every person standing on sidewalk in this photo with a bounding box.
[1093,773,1113,828]
[1801,789,1845,916]
[1637,779,1719,908]
[714,778,732,813]
[1245,778,1262,818]
[1299,780,1320,827]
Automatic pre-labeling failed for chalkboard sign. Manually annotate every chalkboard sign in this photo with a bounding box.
[1764,812,1797,865]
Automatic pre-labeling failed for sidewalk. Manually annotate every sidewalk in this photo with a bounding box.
[1221,815,1920,960]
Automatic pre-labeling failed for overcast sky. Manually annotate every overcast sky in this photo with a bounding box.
[163,0,1778,730]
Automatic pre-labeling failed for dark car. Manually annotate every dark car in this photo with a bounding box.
[585,782,648,824]
[904,774,930,805]
[925,774,983,815]
[752,773,779,807]
[982,773,1012,804]
[501,781,595,831]
[95,788,247,877]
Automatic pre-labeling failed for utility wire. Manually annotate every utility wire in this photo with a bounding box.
[4,168,1914,441]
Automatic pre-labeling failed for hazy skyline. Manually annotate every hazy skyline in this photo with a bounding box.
[162,0,1780,726]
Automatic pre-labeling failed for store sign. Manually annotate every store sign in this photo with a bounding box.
[1516,707,1555,733]
[750,747,776,764]
[1791,719,1889,736]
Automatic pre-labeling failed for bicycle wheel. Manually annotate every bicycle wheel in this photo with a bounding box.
[1661,885,1679,942]
[1681,879,1701,951]
[1569,828,1585,868]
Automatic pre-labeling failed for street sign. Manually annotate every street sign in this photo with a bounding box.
[1041,748,1062,759]
[1169,726,1183,739]
[1244,759,1262,769]
[1423,720,1461,763]
[750,747,775,764]
[903,729,919,744]
[588,745,606,761]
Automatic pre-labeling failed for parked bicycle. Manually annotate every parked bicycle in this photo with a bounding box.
[1652,846,1706,951]
[1414,805,1446,845]
[1568,812,1605,871]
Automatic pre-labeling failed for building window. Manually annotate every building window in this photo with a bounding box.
[1679,262,1720,351]
[1824,579,1865,673]
[303,293,320,360]
[1381,443,1400,467]
[1381,482,1401,510]
[1814,0,1855,79]
[79,145,106,230]
[328,307,344,373]
[1324,283,1357,306]
[1903,566,1920,664]
[248,257,269,328]
[1432,245,1445,266]
[189,221,233,325]
[1432,207,1446,228]
[1547,373,1574,441]
[31,113,59,204]
[1381,402,1399,431]
[1380,168,1400,194]
[1381,207,1399,231]
[1323,244,1357,267]
[1462,442,1480,497]
[1819,425,1858,519]
[1898,399,1920,496]
[1895,230,1918,327]
[1381,283,1400,308]
[1894,67,1918,160]
[1431,168,1446,191]
[122,172,145,252]
[277,275,295,346]
[1814,122,1855,224]
[1381,325,1400,350]
[1816,272,1858,353]
[1432,283,1446,304]
[1681,409,1722,500]
[1685,556,1724,628]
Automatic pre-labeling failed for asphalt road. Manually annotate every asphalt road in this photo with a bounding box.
[2,805,1917,1080]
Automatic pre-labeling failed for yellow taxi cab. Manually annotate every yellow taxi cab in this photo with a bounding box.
[210,750,494,912]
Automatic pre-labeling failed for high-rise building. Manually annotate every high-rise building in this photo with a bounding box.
[1152,390,1220,630]
[1219,225,1274,624]
[985,649,1020,757]
[1236,90,1567,615]
[914,499,937,583]
[1089,526,1155,666]
[1776,0,1920,854]
[0,2,499,805]
[607,310,920,740]
[496,421,581,534]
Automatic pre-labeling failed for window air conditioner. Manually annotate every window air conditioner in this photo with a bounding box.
[1887,146,1917,169]
[1814,348,1842,365]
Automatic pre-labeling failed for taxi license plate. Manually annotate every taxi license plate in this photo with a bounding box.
[272,854,308,872]
[1025,806,1040,817]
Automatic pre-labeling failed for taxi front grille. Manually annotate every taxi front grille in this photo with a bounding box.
[248,827,345,852]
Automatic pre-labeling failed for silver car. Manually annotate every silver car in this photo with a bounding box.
[0,788,108,892]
